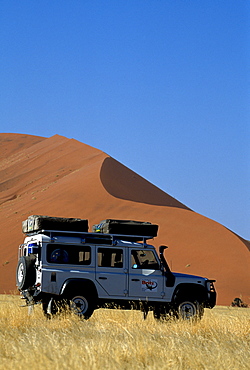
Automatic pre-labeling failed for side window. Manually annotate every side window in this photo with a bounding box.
[131,250,160,270]
[47,244,91,265]
[98,248,123,268]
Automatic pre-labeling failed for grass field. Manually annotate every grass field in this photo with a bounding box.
[0,294,249,370]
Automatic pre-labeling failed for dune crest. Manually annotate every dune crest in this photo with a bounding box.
[100,157,191,209]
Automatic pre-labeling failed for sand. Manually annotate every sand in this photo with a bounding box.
[0,133,249,305]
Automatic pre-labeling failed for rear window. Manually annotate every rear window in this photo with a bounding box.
[47,244,91,265]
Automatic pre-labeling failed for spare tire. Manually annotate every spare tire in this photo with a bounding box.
[16,256,36,290]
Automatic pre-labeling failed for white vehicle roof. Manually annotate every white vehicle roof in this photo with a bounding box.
[24,230,155,249]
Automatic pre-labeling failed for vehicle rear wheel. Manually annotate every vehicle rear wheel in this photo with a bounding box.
[16,256,36,290]
[68,294,94,319]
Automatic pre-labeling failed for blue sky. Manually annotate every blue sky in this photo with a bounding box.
[0,1,249,239]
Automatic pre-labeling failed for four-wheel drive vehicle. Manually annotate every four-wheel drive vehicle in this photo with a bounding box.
[16,216,216,320]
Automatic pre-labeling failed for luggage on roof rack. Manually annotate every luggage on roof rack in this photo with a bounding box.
[22,215,88,234]
[92,219,158,239]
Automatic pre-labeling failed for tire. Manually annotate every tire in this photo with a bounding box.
[16,256,36,290]
[68,294,94,319]
[176,300,203,320]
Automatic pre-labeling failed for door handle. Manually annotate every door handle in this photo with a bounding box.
[131,278,140,281]
[99,277,107,280]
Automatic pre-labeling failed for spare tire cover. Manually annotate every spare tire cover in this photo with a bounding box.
[16,256,36,290]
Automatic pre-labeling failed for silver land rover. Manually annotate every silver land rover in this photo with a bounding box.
[16,216,216,320]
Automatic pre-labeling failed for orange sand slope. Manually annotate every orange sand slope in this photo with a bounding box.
[0,133,249,305]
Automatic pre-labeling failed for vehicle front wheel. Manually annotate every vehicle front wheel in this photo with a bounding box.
[68,294,94,320]
[176,300,203,320]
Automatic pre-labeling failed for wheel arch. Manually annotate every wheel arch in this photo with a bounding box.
[60,278,98,299]
[172,283,207,304]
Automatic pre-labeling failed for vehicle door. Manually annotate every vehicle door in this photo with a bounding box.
[129,249,164,299]
[95,246,128,296]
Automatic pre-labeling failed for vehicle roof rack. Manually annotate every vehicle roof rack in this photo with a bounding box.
[26,229,153,246]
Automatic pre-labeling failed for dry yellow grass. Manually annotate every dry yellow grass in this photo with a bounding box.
[0,294,249,370]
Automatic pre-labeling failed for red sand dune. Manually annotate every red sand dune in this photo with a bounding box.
[0,133,249,306]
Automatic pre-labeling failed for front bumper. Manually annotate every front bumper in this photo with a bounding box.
[206,280,216,308]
